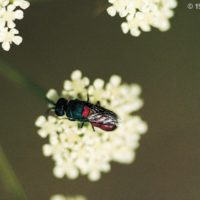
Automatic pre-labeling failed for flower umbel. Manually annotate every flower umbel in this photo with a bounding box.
[35,70,147,181]
[50,194,87,200]
[107,0,177,36]
[0,0,30,51]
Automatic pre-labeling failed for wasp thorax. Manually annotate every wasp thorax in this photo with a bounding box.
[55,98,68,116]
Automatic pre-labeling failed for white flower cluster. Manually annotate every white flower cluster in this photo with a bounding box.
[35,70,147,181]
[0,0,30,51]
[50,194,87,200]
[107,0,177,36]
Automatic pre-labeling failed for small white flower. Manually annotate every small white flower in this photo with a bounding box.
[0,4,23,28]
[0,28,22,51]
[0,0,9,8]
[107,0,177,36]
[0,0,29,51]
[13,0,30,9]
[50,194,87,200]
[63,70,90,98]
[36,70,147,181]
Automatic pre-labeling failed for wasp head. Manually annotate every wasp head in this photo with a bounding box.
[54,98,68,116]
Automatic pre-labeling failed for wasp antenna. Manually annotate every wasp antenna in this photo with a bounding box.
[46,97,56,105]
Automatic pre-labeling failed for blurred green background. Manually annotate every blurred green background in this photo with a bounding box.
[0,0,199,199]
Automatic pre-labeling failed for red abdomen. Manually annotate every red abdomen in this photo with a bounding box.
[82,106,91,118]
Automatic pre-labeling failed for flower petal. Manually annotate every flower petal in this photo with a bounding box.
[14,9,24,19]
[2,41,10,51]
[13,36,22,45]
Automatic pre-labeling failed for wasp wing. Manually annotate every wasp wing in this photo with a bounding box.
[87,104,118,131]
[88,112,117,125]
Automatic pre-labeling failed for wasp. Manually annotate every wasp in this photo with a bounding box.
[48,96,118,131]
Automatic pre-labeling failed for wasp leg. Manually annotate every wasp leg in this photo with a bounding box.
[87,93,90,102]
[96,101,101,106]
[91,124,95,132]
[68,118,75,121]
[81,122,84,128]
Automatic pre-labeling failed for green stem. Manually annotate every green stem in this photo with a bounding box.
[0,60,46,199]
[0,60,46,99]
[0,146,27,200]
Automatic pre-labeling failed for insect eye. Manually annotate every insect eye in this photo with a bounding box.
[55,107,65,116]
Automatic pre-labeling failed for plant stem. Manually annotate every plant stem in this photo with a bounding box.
[0,146,27,200]
[0,59,46,199]
[0,60,46,100]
